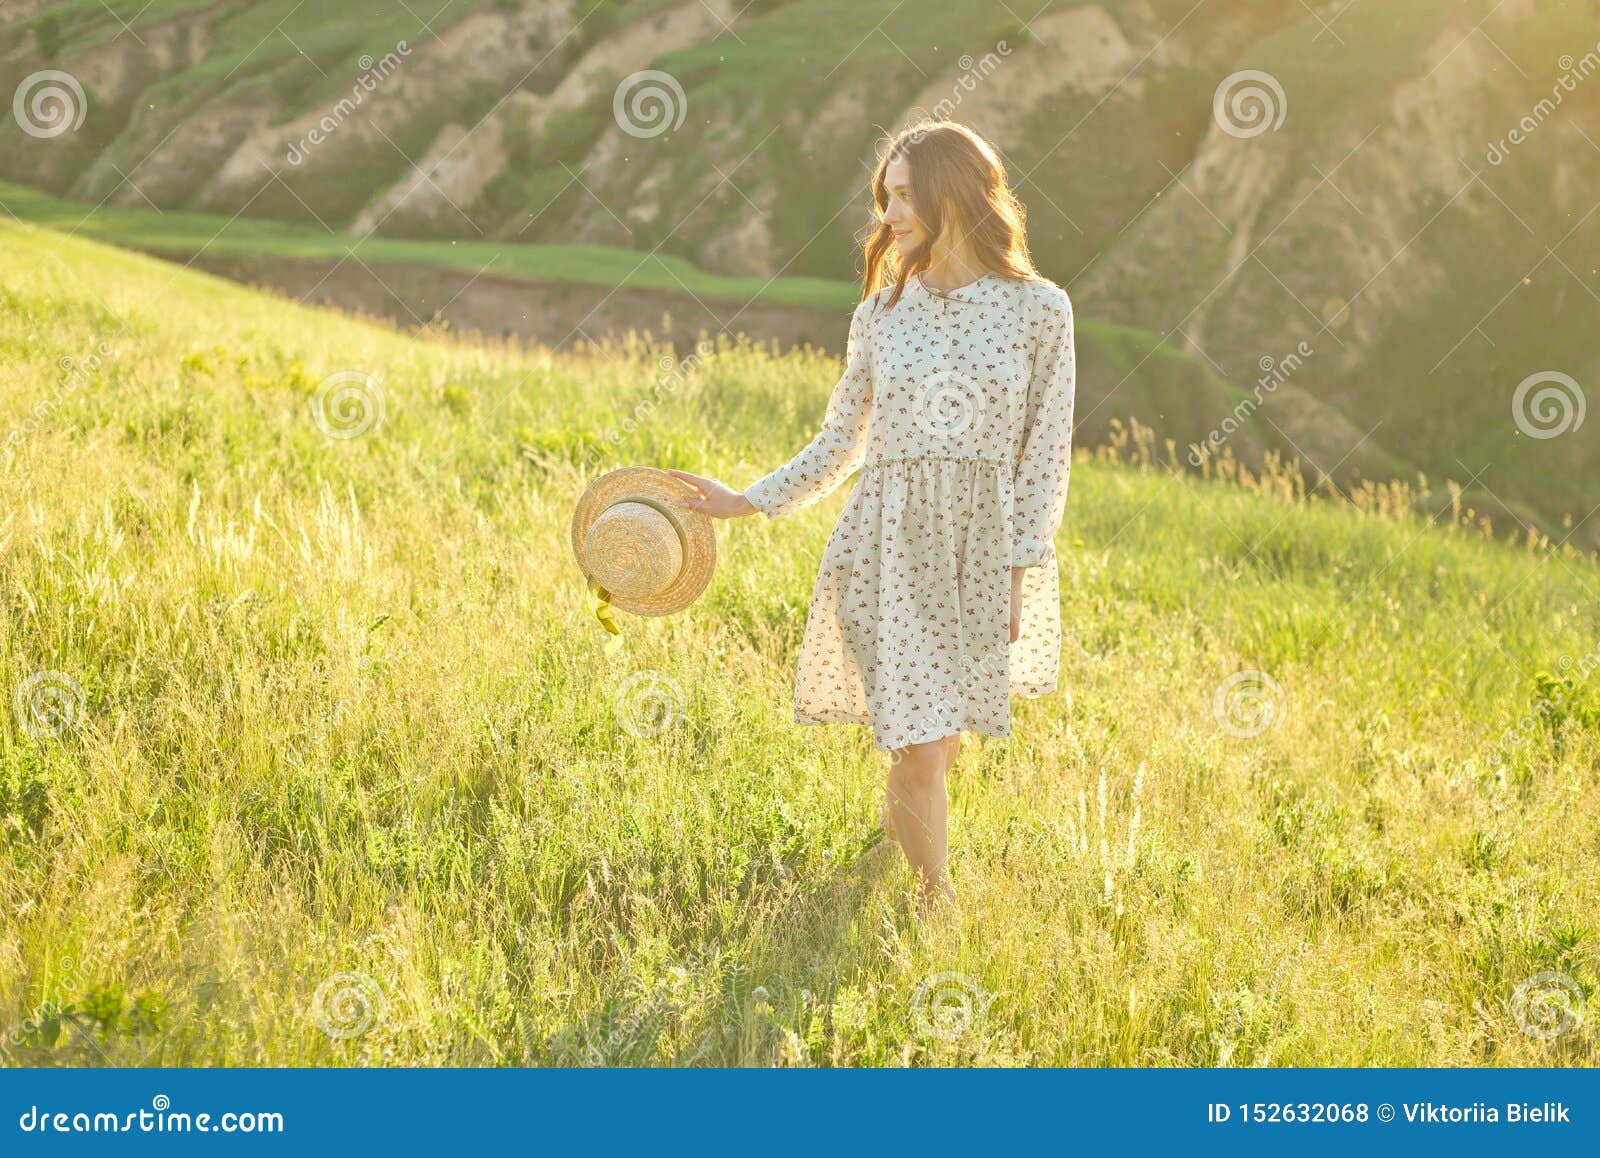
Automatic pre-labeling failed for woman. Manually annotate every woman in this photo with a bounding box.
[670,121,1075,909]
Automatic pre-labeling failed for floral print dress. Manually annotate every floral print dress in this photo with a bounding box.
[744,271,1076,751]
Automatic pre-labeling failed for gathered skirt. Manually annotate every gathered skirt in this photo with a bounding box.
[790,456,1062,750]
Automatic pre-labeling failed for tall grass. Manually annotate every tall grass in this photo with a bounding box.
[1,221,1597,1066]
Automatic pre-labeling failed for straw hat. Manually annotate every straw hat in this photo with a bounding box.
[570,467,717,617]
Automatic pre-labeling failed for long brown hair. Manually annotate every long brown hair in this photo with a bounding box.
[861,120,1040,311]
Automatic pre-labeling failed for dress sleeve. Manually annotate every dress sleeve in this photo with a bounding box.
[1011,285,1076,567]
[743,300,874,518]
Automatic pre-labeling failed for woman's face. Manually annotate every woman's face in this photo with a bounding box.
[881,155,928,258]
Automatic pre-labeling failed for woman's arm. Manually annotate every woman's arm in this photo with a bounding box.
[674,300,874,520]
[1011,284,1076,567]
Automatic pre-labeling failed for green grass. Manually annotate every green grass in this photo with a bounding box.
[8,1,473,85]
[9,0,1594,538]
[0,181,859,312]
[0,179,1321,475]
[1,220,1598,1066]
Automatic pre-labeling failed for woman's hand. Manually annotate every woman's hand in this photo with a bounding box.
[1009,567,1026,643]
[668,469,758,519]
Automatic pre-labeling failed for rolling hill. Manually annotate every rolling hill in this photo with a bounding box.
[0,177,1369,494]
[2,0,1597,543]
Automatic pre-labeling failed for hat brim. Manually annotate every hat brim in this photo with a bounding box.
[571,467,717,616]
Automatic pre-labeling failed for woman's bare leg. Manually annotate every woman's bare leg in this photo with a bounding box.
[885,735,959,907]
[881,734,961,844]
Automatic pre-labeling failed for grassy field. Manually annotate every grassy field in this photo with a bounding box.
[10,0,1596,541]
[0,179,1334,495]
[0,181,858,312]
[2,220,1598,1066]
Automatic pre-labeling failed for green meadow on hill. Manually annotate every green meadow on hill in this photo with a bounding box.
[5,0,1598,539]
[1,221,1597,1065]
[0,179,1332,497]
[0,181,858,313]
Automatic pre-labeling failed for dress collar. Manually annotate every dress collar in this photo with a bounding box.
[912,270,999,304]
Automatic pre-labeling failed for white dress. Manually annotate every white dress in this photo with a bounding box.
[744,271,1076,751]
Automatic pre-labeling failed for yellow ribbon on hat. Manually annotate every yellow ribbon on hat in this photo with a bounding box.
[588,577,621,634]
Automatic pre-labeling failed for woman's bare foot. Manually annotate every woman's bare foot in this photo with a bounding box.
[916,874,957,916]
